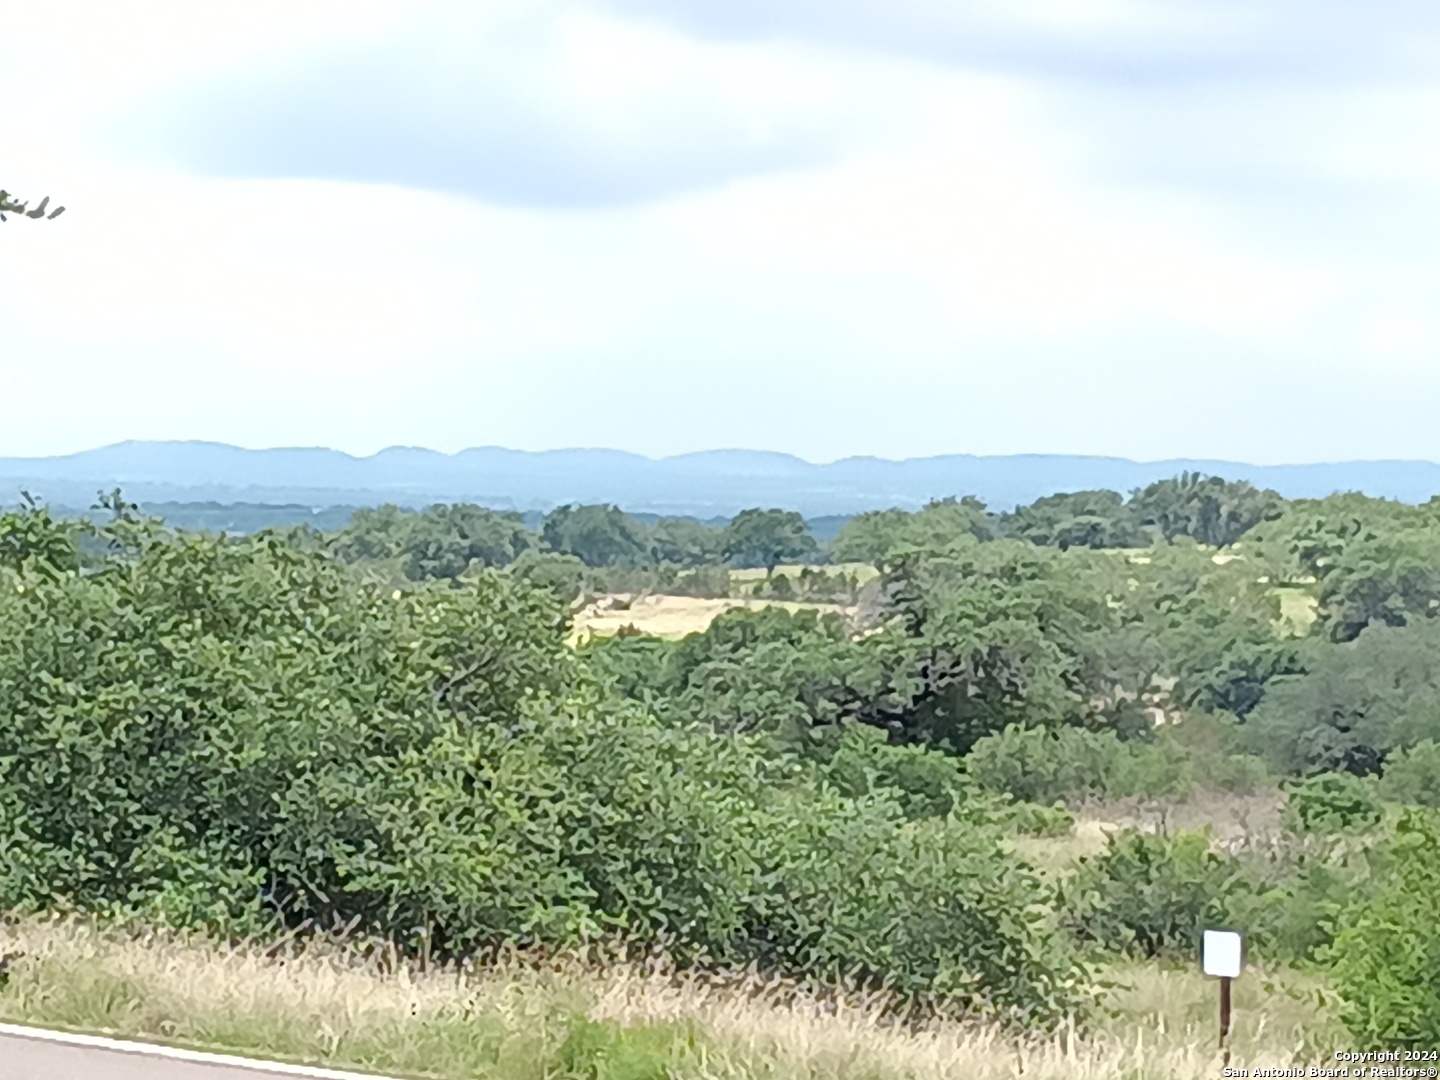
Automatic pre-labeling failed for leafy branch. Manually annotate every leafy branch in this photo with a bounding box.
[0,190,66,222]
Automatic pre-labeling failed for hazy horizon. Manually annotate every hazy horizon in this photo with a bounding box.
[10,438,1440,469]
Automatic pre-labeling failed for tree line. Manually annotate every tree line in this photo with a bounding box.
[218,471,1288,587]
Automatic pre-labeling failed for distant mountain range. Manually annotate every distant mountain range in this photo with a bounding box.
[4,441,1440,518]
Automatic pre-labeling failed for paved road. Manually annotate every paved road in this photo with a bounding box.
[0,1025,404,1080]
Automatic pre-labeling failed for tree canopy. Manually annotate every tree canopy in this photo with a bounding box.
[721,508,818,573]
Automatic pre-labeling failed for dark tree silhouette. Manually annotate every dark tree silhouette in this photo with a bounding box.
[0,190,65,222]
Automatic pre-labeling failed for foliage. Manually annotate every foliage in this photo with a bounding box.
[1059,830,1233,958]
[828,508,915,565]
[965,724,1191,806]
[1313,527,1440,643]
[507,550,591,605]
[721,509,818,574]
[648,518,724,567]
[1242,619,1440,777]
[998,490,1146,550]
[330,504,417,562]
[0,501,1086,1026]
[803,722,973,821]
[1069,539,1307,722]
[404,504,533,580]
[1327,810,1440,1050]
[1245,492,1430,585]
[1379,740,1440,807]
[1128,472,1284,547]
[542,505,654,568]
[829,499,994,567]
[1283,773,1384,835]
[0,189,65,221]
[0,494,83,577]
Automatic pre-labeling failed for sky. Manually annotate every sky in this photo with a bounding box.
[3,0,1439,464]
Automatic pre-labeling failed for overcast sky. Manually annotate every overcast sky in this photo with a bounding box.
[4,0,1439,463]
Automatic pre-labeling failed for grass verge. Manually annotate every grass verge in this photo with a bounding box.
[0,915,1346,1079]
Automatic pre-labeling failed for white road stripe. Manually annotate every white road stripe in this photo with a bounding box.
[0,1023,407,1079]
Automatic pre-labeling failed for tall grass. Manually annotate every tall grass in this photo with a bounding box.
[0,916,1346,1080]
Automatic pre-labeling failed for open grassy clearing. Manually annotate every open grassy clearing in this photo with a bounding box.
[571,593,856,641]
[1274,587,1319,635]
[728,562,880,585]
[1006,792,1288,876]
[0,917,1345,1080]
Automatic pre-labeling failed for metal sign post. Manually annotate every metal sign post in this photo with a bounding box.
[1203,929,1244,1067]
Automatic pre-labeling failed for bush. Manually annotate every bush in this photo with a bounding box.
[1379,740,1440,807]
[965,724,1191,807]
[1000,800,1075,838]
[1059,830,1234,958]
[1218,845,1366,965]
[1208,753,1275,795]
[1327,810,1440,1049]
[1282,773,1383,835]
[744,789,1088,1026]
[806,723,971,821]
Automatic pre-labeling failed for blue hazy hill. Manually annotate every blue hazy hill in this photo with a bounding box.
[4,441,1440,517]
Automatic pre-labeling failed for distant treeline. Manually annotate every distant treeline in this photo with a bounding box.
[30,471,1291,579]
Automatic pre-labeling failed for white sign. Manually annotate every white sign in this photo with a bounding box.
[1203,930,1244,979]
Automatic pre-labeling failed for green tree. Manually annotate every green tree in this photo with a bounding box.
[1282,772,1383,834]
[999,489,1146,550]
[721,508,818,575]
[1246,492,1414,584]
[1380,740,1440,807]
[829,508,913,564]
[1130,472,1284,547]
[648,517,723,566]
[1098,541,1307,718]
[1314,527,1440,642]
[508,549,590,605]
[827,499,994,568]
[1242,619,1440,777]
[1328,811,1440,1049]
[0,493,82,577]
[403,503,532,581]
[331,504,417,562]
[541,504,652,568]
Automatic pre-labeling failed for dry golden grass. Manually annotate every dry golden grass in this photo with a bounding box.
[1274,587,1319,635]
[0,916,1346,1080]
[570,594,855,642]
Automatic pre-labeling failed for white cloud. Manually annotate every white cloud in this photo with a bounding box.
[2,0,1439,465]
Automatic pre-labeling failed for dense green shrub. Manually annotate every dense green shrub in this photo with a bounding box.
[1327,811,1440,1049]
[1000,800,1076,838]
[1242,619,1440,777]
[965,724,1191,806]
[1379,740,1440,807]
[0,522,576,932]
[1059,830,1234,958]
[805,723,969,820]
[1219,845,1367,964]
[1060,824,1379,966]
[1282,773,1383,835]
[740,789,1087,1025]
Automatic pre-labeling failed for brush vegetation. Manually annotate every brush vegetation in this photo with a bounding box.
[4,477,1440,1072]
